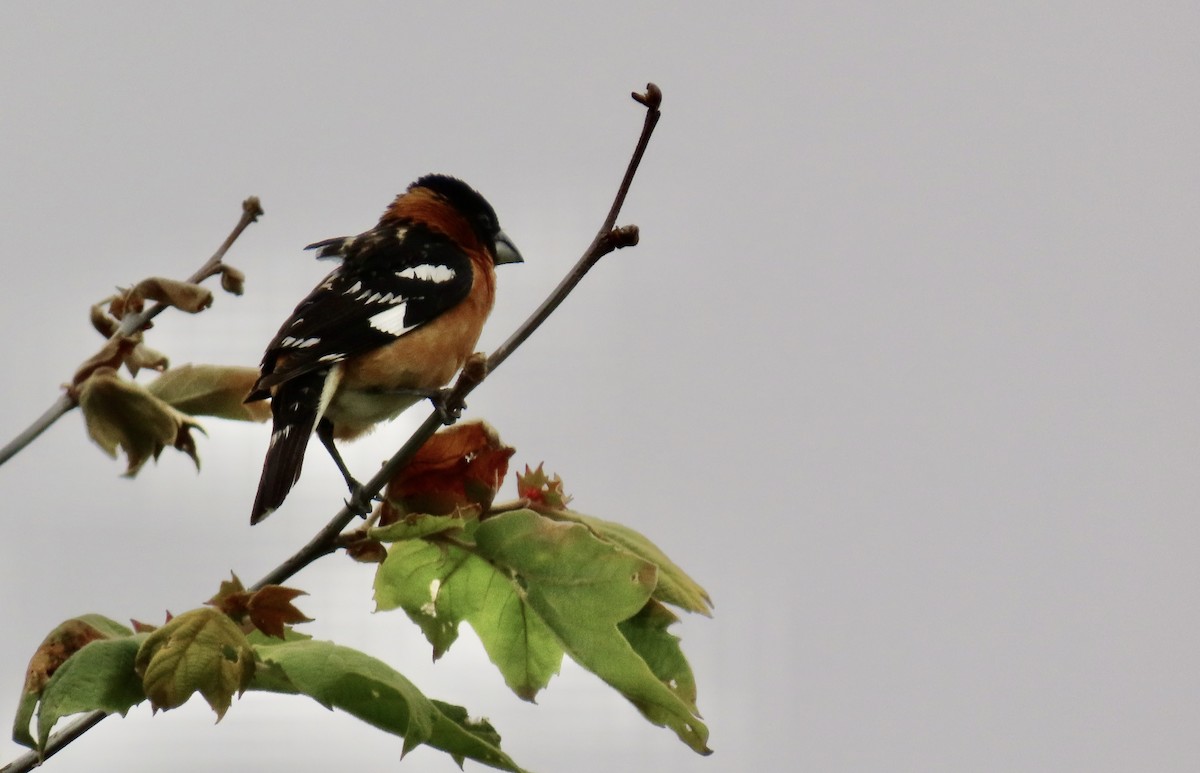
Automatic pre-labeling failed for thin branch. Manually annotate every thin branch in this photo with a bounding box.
[0,197,263,470]
[117,197,263,337]
[3,84,662,773]
[0,713,105,773]
[0,394,75,467]
[252,409,447,589]
[482,83,660,376]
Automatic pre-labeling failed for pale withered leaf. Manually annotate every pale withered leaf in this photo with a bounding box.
[77,367,204,476]
[117,277,214,316]
[147,364,270,422]
[219,265,245,296]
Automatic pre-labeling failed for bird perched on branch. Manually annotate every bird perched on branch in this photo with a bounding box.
[245,175,523,524]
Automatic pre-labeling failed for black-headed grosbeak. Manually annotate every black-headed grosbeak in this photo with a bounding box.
[246,174,522,524]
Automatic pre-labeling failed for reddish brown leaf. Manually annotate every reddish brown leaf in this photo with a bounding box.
[343,534,388,564]
[205,576,311,638]
[246,585,312,639]
[380,420,515,524]
[206,573,252,621]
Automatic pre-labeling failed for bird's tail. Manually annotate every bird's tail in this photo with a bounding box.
[250,370,327,523]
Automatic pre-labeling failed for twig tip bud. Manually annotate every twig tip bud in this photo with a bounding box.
[632,83,663,110]
[242,197,264,220]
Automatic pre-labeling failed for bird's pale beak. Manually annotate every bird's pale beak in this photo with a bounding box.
[493,231,524,265]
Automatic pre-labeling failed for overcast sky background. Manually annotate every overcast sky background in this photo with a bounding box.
[1,3,1197,772]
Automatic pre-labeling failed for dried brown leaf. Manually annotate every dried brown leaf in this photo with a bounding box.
[72,337,138,387]
[90,301,119,338]
[22,620,112,695]
[119,277,214,316]
[125,343,170,377]
[77,367,204,476]
[219,265,245,296]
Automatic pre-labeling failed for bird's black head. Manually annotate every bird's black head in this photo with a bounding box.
[401,175,522,265]
[411,174,500,248]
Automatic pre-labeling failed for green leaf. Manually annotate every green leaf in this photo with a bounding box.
[13,615,138,750]
[12,690,37,750]
[67,614,136,639]
[134,608,254,720]
[369,513,466,542]
[31,636,146,751]
[475,510,711,755]
[252,639,526,772]
[375,538,563,700]
[618,600,699,712]
[544,508,712,616]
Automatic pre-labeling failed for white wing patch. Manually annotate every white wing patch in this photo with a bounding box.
[268,425,292,449]
[397,264,456,283]
[368,303,412,335]
[280,336,320,349]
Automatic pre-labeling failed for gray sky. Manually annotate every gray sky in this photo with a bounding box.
[2,2,1197,771]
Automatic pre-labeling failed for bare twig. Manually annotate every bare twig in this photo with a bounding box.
[0,197,262,469]
[115,196,262,336]
[0,394,75,467]
[3,84,662,772]
[0,713,105,773]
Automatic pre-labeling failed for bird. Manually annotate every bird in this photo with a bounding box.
[245,174,523,524]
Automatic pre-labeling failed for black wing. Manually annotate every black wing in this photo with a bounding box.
[248,224,474,398]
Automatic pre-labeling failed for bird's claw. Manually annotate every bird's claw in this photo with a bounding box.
[343,479,382,518]
[430,388,464,425]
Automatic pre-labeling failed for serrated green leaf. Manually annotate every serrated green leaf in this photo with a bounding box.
[134,608,254,720]
[544,509,712,616]
[475,510,711,755]
[375,538,563,699]
[252,639,526,771]
[33,636,146,750]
